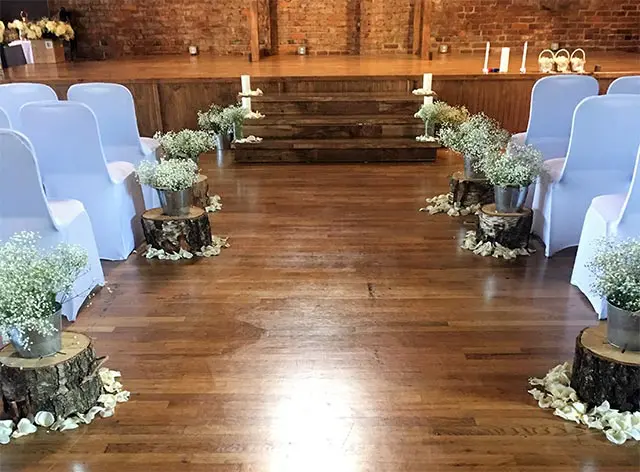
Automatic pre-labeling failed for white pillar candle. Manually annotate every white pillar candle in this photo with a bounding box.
[242,97,252,113]
[241,75,251,94]
[483,41,490,72]
[520,41,528,73]
[423,73,433,105]
[499,47,510,73]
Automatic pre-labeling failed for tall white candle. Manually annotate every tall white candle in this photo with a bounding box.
[423,73,433,105]
[241,97,252,113]
[483,41,490,72]
[241,75,251,94]
[499,47,510,73]
[520,41,528,72]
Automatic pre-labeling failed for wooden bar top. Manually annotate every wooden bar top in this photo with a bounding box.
[3,52,639,83]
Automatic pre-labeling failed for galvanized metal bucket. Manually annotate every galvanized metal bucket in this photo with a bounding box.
[215,133,231,150]
[158,188,192,216]
[606,301,640,351]
[494,185,528,213]
[463,157,485,180]
[10,307,62,358]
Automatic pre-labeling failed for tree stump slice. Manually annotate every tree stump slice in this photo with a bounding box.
[141,207,212,254]
[0,332,103,421]
[448,171,494,207]
[571,324,640,412]
[192,174,211,209]
[476,204,533,249]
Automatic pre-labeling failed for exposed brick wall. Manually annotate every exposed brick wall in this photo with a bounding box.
[47,0,639,59]
[431,0,640,53]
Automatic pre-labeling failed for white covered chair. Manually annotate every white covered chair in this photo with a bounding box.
[608,76,640,95]
[0,130,104,321]
[532,95,640,257]
[67,83,160,209]
[571,147,640,319]
[0,108,11,129]
[20,101,145,261]
[0,83,58,130]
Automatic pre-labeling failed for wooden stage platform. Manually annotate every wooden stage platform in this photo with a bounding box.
[3,52,639,138]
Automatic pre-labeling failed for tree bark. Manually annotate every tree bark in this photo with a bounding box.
[141,207,212,254]
[192,174,211,209]
[571,324,640,412]
[449,171,494,207]
[0,332,103,421]
[476,204,532,249]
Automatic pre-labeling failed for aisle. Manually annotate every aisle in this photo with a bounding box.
[3,152,635,472]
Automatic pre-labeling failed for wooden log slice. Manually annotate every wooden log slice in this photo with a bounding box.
[571,324,640,412]
[141,207,212,254]
[0,332,103,421]
[448,171,494,207]
[476,204,533,249]
[192,174,211,209]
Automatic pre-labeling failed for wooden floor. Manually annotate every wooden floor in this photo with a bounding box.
[4,52,640,82]
[2,152,638,471]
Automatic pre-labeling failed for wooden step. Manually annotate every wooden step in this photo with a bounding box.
[233,138,437,163]
[245,115,424,139]
[251,93,422,115]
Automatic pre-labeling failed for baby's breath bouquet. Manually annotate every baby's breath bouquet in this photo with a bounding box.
[588,238,640,313]
[197,105,227,135]
[0,232,88,346]
[482,142,545,188]
[136,159,200,191]
[439,113,510,174]
[222,103,249,140]
[414,102,469,128]
[153,129,214,163]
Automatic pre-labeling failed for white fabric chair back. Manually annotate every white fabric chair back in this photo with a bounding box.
[617,146,640,233]
[0,83,58,130]
[562,95,640,177]
[0,129,57,233]
[608,76,640,95]
[19,101,112,182]
[0,107,12,129]
[67,83,143,150]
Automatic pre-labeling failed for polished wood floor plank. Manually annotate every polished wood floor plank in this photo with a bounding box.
[1,151,638,471]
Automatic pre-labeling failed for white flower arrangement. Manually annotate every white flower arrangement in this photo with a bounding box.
[154,129,214,162]
[136,159,200,191]
[412,89,436,96]
[197,105,227,135]
[37,18,75,41]
[234,135,263,144]
[245,110,265,120]
[482,141,545,188]
[588,238,640,313]
[414,101,469,128]
[0,232,88,345]
[529,362,640,445]
[222,104,248,129]
[438,113,510,172]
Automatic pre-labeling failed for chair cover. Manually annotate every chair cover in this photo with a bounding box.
[571,147,640,319]
[0,83,58,130]
[513,75,599,160]
[0,108,11,129]
[608,76,640,95]
[20,101,145,261]
[67,82,160,209]
[0,130,104,321]
[533,95,640,257]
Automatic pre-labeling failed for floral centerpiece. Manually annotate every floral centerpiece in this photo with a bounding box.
[0,232,88,358]
[414,101,469,142]
[136,159,200,216]
[7,19,43,40]
[153,129,214,163]
[588,238,640,351]
[8,17,74,42]
[438,113,510,179]
[222,104,249,141]
[481,141,544,212]
[198,105,226,135]
[0,22,5,44]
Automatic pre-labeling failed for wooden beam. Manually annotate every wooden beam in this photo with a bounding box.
[249,0,260,62]
[420,0,431,60]
[412,0,423,55]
